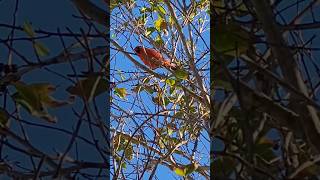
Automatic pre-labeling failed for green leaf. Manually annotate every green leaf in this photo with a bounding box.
[124,143,134,160]
[155,5,166,16]
[167,127,173,136]
[140,6,152,13]
[254,137,277,162]
[165,79,176,86]
[67,75,109,100]
[163,96,170,106]
[34,42,50,57]
[206,8,210,14]
[144,85,155,94]
[145,27,156,36]
[121,162,127,169]
[137,15,147,25]
[114,87,127,99]
[185,163,199,175]
[175,111,184,118]
[140,7,147,13]
[13,82,69,123]
[168,16,174,25]
[188,12,196,22]
[175,69,189,80]
[169,86,176,95]
[23,21,36,37]
[23,22,50,57]
[155,35,164,46]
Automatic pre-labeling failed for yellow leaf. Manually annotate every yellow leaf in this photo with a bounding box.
[165,79,175,86]
[174,167,186,176]
[114,87,127,99]
[155,5,166,15]
[154,17,166,32]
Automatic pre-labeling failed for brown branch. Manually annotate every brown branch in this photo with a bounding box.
[252,0,320,153]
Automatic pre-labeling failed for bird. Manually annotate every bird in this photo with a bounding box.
[134,46,177,70]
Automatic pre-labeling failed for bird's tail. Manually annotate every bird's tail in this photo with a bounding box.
[163,60,177,70]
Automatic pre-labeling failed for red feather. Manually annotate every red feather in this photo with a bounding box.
[134,46,176,70]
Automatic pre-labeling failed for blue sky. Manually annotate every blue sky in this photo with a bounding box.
[0,0,210,179]
[110,0,210,179]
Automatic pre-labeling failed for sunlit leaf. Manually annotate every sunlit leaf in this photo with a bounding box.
[167,128,173,136]
[165,79,175,86]
[175,69,189,80]
[140,6,147,13]
[185,163,199,175]
[155,35,164,46]
[124,144,134,160]
[163,96,170,106]
[169,86,176,95]
[121,162,127,169]
[168,16,174,26]
[145,27,156,36]
[154,17,166,32]
[155,5,166,16]
[114,87,127,99]
[174,167,186,176]
[137,15,147,25]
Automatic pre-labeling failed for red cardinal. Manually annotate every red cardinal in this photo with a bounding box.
[134,46,177,70]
